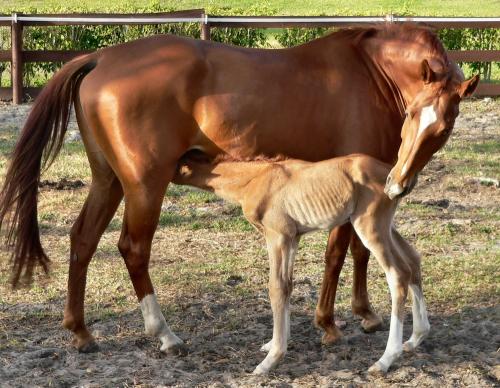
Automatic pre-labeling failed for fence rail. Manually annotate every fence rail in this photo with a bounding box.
[1,9,499,103]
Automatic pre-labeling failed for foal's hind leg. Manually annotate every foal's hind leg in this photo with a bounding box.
[392,230,430,351]
[118,175,184,354]
[62,164,123,352]
[350,233,383,332]
[254,231,297,374]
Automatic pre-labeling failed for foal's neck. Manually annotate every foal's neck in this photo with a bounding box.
[193,161,275,204]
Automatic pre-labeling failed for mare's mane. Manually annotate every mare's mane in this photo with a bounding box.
[324,23,448,62]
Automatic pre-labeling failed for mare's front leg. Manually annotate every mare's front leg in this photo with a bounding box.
[254,231,297,375]
[118,171,185,355]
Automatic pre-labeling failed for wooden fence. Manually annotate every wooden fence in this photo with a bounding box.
[0,9,499,104]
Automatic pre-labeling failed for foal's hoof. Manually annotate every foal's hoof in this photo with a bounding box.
[74,338,99,353]
[260,340,273,353]
[368,361,388,376]
[402,340,416,352]
[361,316,384,333]
[161,342,188,356]
[253,364,269,375]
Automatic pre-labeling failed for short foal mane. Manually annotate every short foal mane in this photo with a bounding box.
[213,153,289,164]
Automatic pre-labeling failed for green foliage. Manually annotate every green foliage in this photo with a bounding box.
[438,28,499,81]
[0,1,498,85]
[276,27,331,48]
[16,2,269,86]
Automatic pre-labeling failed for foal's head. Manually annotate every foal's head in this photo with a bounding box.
[385,60,479,199]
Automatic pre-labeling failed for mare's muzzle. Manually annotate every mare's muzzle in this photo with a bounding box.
[384,174,418,200]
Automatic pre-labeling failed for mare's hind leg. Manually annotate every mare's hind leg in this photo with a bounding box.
[118,173,184,354]
[62,163,123,352]
[315,223,351,344]
[350,233,383,332]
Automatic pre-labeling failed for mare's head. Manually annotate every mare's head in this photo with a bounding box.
[384,60,479,199]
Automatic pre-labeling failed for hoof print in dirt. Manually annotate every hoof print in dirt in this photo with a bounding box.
[77,341,99,353]
[162,342,188,357]
[226,274,244,286]
[39,178,85,190]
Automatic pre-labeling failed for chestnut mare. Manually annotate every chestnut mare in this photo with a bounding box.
[0,24,477,357]
[173,152,430,374]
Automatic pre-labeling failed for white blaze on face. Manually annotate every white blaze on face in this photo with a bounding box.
[416,105,438,140]
[398,104,437,182]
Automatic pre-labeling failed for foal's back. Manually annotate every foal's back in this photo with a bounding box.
[255,155,392,233]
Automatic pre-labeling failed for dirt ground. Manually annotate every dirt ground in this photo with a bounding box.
[0,99,499,387]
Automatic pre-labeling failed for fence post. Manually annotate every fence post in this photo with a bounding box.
[201,13,211,40]
[11,13,23,104]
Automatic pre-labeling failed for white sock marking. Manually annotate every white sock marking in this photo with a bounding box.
[404,285,430,351]
[140,294,183,352]
[372,269,404,373]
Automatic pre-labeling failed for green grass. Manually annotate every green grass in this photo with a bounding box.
[0,0,498,16]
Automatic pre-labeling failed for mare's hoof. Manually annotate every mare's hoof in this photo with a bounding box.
[77,339,99,353]
[162,342,188,356]
[361,316,384,333]
[321,331,343,345]
[321,326,344,345]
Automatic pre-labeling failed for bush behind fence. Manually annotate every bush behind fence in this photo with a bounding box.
[0,3,498,86]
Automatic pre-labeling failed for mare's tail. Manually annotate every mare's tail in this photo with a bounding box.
[0,55,97,286]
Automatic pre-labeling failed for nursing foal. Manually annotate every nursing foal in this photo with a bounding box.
[173,153,430,374]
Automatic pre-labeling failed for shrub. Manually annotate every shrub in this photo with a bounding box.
[0,2,497,86]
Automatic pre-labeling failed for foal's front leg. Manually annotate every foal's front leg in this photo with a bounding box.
[254,231,297,375]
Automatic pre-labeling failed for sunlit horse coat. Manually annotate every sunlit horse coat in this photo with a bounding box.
[0,24,477,359]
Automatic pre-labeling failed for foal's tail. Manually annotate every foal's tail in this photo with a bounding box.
[0,55,97,286]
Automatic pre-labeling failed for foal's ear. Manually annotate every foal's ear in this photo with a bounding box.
[459,74,480,98]
[421,59,436,84]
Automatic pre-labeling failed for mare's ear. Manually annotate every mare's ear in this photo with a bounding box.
[421,59,436,84]
[459,74,480,98]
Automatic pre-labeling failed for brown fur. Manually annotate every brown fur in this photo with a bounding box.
[0,24,476,358]
[173,153,429,374]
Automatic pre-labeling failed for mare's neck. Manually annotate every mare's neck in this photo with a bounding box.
[361,38,445,114]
